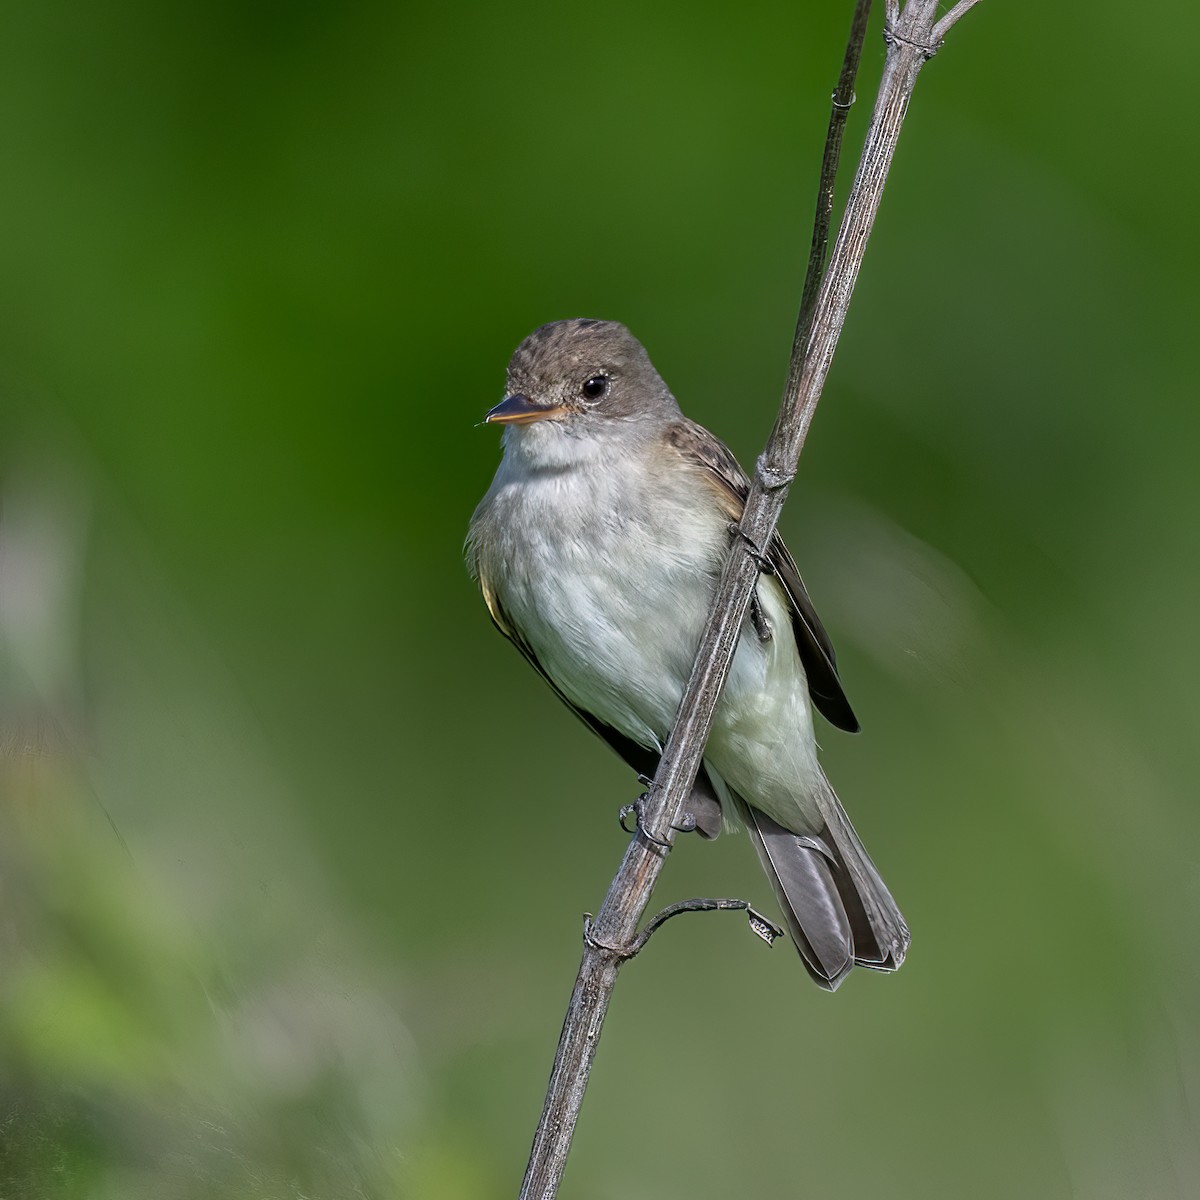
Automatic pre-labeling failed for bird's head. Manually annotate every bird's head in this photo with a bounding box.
[484,320,679,465]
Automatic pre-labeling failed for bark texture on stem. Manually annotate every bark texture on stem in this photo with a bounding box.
[518,3,980,1197]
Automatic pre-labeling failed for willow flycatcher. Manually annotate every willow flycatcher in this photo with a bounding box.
[467,319,908,989]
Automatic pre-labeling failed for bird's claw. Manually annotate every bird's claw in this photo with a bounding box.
[618,793,698,846]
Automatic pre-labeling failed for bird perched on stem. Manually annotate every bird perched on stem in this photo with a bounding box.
[467,319,908,989]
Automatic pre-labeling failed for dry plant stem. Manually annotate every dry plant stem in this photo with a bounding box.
[795,0,873,354]
[587,898,783,961]
[518,3,978,1197]
[933,0,983,40]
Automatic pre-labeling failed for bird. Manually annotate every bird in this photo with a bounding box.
[466,318,908,989]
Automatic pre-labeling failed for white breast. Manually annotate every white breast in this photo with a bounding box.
[473,427,821,826]
[477,438,724,748]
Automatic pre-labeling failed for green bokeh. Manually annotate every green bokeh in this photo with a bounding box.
[2,3,1198,1197]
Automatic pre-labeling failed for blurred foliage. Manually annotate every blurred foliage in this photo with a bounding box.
[1,1,1198,1197]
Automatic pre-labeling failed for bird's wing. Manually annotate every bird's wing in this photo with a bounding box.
[475,568,661,779]
[664,418,860,733]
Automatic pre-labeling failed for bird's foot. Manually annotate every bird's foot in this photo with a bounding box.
[619,792,697,847]
[674,809,698,834]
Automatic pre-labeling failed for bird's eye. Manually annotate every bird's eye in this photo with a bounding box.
[581,375,609,401]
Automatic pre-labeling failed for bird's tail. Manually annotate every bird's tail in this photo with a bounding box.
[737,772,909,991]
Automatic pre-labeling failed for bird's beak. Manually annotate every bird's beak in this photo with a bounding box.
[484,394,567,425]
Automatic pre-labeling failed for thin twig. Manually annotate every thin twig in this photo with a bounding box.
[794,0,873,357]
[517,3,982,1196]
[932,0,983,40]
[583,898,785,961]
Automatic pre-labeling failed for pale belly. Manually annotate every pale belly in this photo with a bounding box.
[494,474,722,750]
[481,459,822,826]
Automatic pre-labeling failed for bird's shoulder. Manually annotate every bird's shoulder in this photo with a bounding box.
[660,417,749,522]
[659,417,860,733]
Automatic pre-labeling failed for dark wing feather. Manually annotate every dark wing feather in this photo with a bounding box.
[665,419,860,733]
[769,538,860,733]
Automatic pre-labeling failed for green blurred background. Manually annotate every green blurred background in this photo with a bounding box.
[2,2,1198,1197]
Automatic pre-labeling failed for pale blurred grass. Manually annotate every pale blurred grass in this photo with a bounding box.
[1,460,419,1198]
